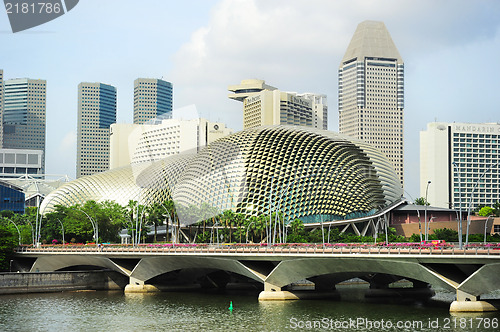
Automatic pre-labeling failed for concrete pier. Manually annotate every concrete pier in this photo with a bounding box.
[124,284,161,293]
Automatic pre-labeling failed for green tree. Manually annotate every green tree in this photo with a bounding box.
[478,206,495,217]
[286,219,307,243]
[0,224,17,271]
[433,228,459,242]
[493,202,500,217]
[221,210,235,242]
[414,197,430,206]
[145,202,166,242]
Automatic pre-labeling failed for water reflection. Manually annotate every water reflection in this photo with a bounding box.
[0,288,499,331]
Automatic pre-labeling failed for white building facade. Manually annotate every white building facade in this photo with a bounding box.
[420,122,500,210]
[229,79,328,130]
[0,148,43,178]
[110,118,233,168]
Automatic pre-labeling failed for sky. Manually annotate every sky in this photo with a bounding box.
[1,0,500,200]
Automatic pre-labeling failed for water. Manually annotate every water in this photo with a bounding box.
[1,286,499,331]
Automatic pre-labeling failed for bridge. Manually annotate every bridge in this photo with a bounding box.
[13,245,500,312]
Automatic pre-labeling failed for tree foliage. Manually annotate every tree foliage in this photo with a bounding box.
[414,197,430,206]
[478,206,495,217]
[0,224,17,271]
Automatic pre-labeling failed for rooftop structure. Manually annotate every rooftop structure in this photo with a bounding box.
[229,79,327,130]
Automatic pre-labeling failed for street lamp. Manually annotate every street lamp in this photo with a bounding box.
[465,163,499,246]
[484,215,492,245]
[26,220,35,247]
[210,220,220,246]
[424,181,431,241]
[429,216,436,237]
[404,190,423,243]
[77,208,98,245]
[452,162,463,249]
[36,194,63,247]
[245,221,255,244]
[57,219,65,245]
[7,219,22,245]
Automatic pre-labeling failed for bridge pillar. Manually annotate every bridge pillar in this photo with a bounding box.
[450,290,498,312]
[124,277,160,294]
[258,282,300,301]
[258,282,339,301]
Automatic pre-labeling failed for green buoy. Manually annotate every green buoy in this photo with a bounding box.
[228,301,233,311]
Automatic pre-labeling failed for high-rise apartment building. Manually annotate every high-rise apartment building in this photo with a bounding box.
[338,21,404,184]
[2,78,46,173]
[133,78,173,124]
[77,82,116,178]
[229,79,328,130]
[420,122,500,210]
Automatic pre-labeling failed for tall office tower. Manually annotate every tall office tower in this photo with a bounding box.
[339,21,404,184]
[420,122,500,210]
[2,78,46,172]
[77,82,116,178]
[133,78,173,124]
[229,79,328,130]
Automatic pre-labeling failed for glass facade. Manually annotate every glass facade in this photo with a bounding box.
[2,78,46,173]
[133,78,173,125]
[0,181,25,214]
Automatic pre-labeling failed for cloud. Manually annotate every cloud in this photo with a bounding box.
[168,0,500,198]
[170,0,500,127]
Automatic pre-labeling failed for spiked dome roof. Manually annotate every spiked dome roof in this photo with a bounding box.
[41,126,403,225]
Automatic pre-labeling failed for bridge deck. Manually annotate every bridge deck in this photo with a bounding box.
[15,245,500,256]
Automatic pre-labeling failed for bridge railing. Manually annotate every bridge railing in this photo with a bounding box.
[14,245,500,256]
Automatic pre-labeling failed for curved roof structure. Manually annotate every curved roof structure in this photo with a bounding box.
[41,126,402,225]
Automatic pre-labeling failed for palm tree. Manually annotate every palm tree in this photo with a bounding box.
[220,210,235,242]
[162,200,178,243]
[257,214,269,243]
[125,200,138,245]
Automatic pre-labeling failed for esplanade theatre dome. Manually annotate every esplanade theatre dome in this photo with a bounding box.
[41,126,403,225]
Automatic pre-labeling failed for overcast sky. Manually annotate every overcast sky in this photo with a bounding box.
[1,0,500,199]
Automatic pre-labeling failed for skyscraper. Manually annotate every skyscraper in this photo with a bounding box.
[133,78,173,124]
[2,78,46,172]
[229,79,328,130]
[339,21,404,184]
[77,82,116,178]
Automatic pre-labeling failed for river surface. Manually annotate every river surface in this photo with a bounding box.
[1,285,500,331]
